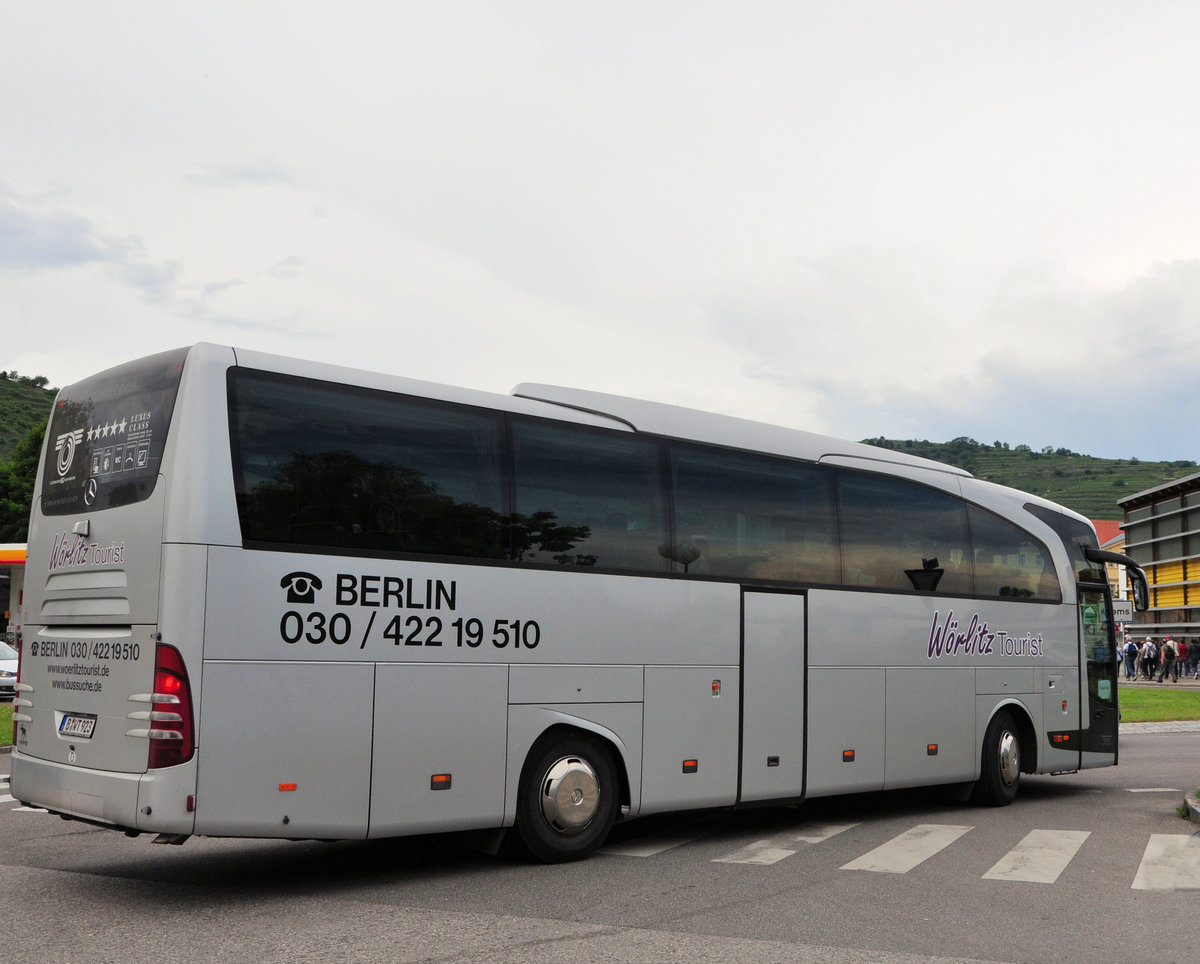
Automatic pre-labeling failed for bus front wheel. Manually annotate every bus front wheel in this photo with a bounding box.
[514,732,618,863]
[972,710,1021,806]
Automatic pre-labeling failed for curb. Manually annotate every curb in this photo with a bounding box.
[1186,790,1200,826]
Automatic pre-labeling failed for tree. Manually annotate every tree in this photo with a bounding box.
[0,422,45,541]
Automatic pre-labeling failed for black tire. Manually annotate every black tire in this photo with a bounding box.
[514,732,618,863]
[972,710,1021,806]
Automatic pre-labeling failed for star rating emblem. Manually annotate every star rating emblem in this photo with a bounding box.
[85,418,129,442]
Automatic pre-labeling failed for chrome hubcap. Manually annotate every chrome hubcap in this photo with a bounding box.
[998,730,1020,786]
[540,755,600,835]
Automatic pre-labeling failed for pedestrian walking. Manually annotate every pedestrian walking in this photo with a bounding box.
[1159,635,1178,682]
[1141,637,1158,680]
[1177,638,1189,682]
[1123,636,1139,680]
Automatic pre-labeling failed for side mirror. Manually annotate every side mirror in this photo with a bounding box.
[1130,568,1150,612]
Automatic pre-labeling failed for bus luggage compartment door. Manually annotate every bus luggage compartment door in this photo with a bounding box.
[370,662,508,837]
[739,589,806,803]
[195,660,374,839]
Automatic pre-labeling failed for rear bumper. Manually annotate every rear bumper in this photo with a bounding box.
[9,750,196,836]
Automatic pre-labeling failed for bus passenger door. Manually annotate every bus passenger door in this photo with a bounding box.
[740,589,806,803]
[1079,588,1118,762]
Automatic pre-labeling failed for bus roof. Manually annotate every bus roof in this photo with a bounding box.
[214,345,968,479]
[513,383,971,479]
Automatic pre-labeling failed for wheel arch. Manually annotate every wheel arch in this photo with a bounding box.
[508,719,631,862]
[504,705,640,828]
[521,722,632,816]
[983,698,1038,776]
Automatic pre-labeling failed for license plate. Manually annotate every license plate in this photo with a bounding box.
[59,713,97,739]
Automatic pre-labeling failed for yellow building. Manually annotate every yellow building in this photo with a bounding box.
[1118,472,1200,637]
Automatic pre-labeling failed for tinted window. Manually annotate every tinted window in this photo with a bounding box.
[227,367,1066,603]
[230,370,507,558]
[969,505,1060,601]
[1024,502,1103,583]
[511,418,667,570]
[669,445,839,583]
[41,347,189,515]
[837,472,971,593]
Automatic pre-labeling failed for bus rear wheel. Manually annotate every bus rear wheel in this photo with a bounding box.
[514,732,618,863]
[972,710,1021,806]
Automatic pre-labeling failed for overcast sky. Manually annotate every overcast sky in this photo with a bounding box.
[3,3,1199,462]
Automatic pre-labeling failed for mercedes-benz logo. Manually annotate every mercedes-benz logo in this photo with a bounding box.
[83,477,98,506]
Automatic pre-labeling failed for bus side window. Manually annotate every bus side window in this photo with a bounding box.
[967,506,1061,603]
[836,471,971,594]
[230,372,508,560]
[668,445,839,584]
[510,418,668,571]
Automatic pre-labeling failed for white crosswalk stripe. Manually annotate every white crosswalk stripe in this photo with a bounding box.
[600,829,709,857]
[793,823,859,845]
[712,840,796,866]
[1131,834,1200,891]
[712,822,858,865]
[982,829,1091,883]
[841,823,973,874]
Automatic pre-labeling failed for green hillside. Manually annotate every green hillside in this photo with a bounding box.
[864,437,1196,520]
[0,372,54,461]
[0,373,54,541]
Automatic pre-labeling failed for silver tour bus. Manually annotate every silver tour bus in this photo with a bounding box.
[10,344,1148,861]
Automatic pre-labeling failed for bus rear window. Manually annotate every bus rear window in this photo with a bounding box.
[40,347,189,516]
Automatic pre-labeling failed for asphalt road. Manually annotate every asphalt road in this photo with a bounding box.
[3,729,1199,964]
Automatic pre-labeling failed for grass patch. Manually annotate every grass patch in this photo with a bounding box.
[0,704,10,747]
[1119,684,1200,723]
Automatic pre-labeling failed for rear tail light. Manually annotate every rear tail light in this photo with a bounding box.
[147,643,195,769]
